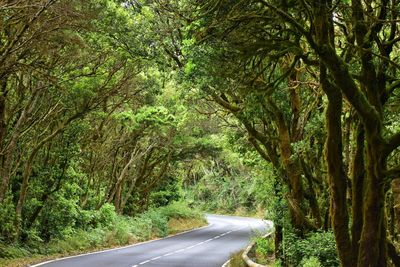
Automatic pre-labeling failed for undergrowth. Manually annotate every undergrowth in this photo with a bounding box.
[0,202,205,267]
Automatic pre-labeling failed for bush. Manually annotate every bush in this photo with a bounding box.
[96,203,118,228]
[284,230,339,267]
[301,256,322,267]
[144,210,169,237]
[0,201,204,261]
[37,193,80,241]
[253,235,275,265]
[159,201,201,219]
[0,195,17,243]
[0,243,29,259]
[129,217,152,240]
[255,236,274,255]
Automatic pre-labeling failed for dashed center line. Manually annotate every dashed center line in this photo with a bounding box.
[163,252,174,257]
[131,226,246,267]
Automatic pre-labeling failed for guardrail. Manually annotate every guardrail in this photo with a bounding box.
[242,231,273,267]
[222,220,274,267]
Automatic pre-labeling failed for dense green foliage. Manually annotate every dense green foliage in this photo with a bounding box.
[0,202,204,261]
[1,0,400,267]
[284,231,339,267]
[183,131,274,214]
[0,1,266,264]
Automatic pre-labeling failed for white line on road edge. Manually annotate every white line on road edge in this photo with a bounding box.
[221,259,231,267]
[29,224,212,267]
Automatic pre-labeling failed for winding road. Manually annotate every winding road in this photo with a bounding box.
[31,214,271,267]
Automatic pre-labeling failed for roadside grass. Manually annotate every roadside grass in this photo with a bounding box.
[0,202,206,267]
[252,234,275,265]
[225,233,275,267]
[208,206,266,219]
[167,217,207,235]
[227,250,247,267]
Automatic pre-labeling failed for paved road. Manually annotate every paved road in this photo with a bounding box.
[32,214,271,267]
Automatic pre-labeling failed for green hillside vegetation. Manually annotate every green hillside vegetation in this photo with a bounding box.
[0,1,400,267]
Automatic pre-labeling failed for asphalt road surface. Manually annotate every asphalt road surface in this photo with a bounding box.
[31,214,271,267]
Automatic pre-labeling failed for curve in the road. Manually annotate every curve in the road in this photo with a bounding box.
[31,214,272,267]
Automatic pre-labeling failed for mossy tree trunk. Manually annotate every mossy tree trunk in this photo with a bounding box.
[350,122,365,266]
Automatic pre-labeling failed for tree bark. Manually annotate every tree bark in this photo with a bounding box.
[350,122,365,266]
[322,76,353,267]
[357,132,387,266]
[0,76,7,202]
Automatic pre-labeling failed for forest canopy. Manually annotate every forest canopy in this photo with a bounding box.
[0,1,400,267]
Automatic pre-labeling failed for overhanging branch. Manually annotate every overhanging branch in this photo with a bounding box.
[384,131,400,157]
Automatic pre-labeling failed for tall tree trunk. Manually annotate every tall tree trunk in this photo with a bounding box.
[107,150,137,203]
[312,0,353,264]
[350,122,365,266]
[114,183,122,213]
[392,179,400,239]
[302,160,322,228]
[268,98,307,232]
[357,130,387,266]
[322,77,353,267]
[0,76,9,202]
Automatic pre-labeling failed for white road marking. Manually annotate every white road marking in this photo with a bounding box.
[163,252,174,256]
[31,224,213,267]
[221,259,231,267]
[132,226,248,266]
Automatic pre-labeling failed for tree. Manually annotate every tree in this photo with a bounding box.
[179,0,400,266]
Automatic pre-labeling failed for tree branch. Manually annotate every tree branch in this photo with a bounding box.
[384,167,400,180]
[384,131,400,157]
[209,89,241,112]
[257,0,318,50]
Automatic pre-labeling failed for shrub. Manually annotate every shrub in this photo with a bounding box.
[301,256,322,267]
[0,201,204,261]
[0,195,17,243]
[37,193,80,241]
[257,237,274,254]
[145,210,169,237]
[284,230,339,267]
[159,201,200,219]
[253,235,274,265]
[96,203,118,228]
[0,243,29,259]
[129,217,152,240]
[108,219,133,245]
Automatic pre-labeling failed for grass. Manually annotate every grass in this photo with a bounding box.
[227,250,247,267]
[224,234,275,267]
[252,235,275,265]
[209,206,266,219]
[0,202,206,267]
[167,217,207,235]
